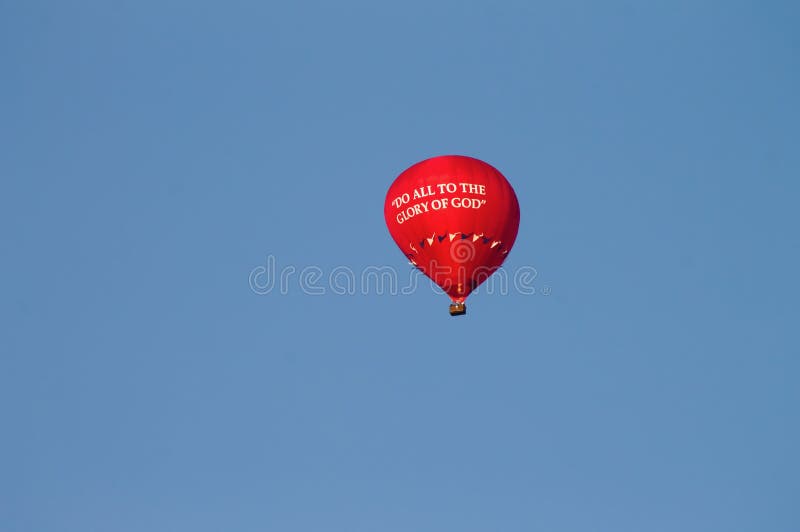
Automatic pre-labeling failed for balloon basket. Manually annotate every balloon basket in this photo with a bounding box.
[449,302,466,316]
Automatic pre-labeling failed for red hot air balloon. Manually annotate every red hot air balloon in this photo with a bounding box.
[384,155,520,316]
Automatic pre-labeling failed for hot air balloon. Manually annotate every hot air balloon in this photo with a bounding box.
[384,155,520,316]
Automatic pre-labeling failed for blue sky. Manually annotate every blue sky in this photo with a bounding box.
[2,1,799,531]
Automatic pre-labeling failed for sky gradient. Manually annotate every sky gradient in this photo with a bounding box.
[2,2,799,531]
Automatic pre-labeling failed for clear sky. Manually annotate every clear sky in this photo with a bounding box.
[2,1,799,531]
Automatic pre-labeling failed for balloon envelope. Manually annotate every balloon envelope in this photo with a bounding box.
[384,155,520,307]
